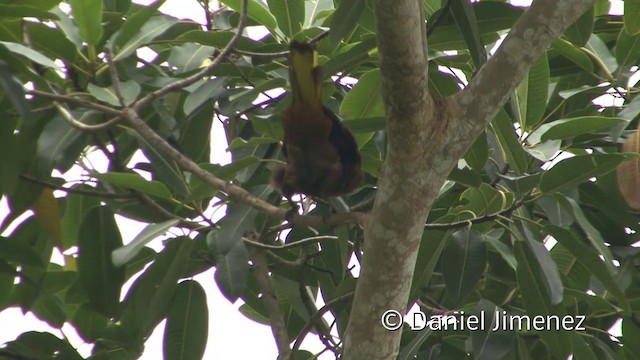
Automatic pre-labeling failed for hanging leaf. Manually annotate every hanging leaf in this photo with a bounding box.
[617,127,640,209]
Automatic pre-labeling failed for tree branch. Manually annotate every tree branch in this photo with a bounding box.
[452,0,598,141]
[247,245,292,358]
[27,90,122,117]
[343,0,434,358]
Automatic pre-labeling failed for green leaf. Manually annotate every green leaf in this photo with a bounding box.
[163,280,208,360]
[536,195,573,228]
[112,0,165,49]
[586,34,618,74]
[527,116,625,144]
[563,196,615,268]
[540,154,625,194]
[304,0,332,28]
[0,41,61,70]
[0,5,59,19]
[112,15,177,61]
[550,38,594,73]
[563,6,593,47]
[427,2,523,51]
[547,225,629,313]
[517,53,549,130]
[3,332,83,360]
[0,237,43,266]
[167,43,216,73]
[517,223,564,305]
[25,22,78,64]
[524,139,561,162]
[482,229,517,270]
[136,133,190,197]
[72,304,108,342]
[464,132,489,171]
[219,0,278,30]
[87,80,141,106]
[78,206,125,317]
[36,115,88,174]
[409,230,452,302]
[208,203,256,302]
[329,0,366,44]
[624,0,640,36]
[32,294,66,329]
[514,242,570,358]
[615,29,640,69]
[570,332,599,360]
[94,172,173,200]
[339,69,384,119]
[120,237,193,339]
[112,219,180,267]
[489,109,528,174]
[397,328,433,360]
[69,0,103,45]
[0,60,30,121]
[450,0,487,68]
[442,229,486,303]
[471,300,515,360]
[268,0,305,38]
[60,187,100,250]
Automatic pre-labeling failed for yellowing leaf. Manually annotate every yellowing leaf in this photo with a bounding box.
[617,128,640,209]
[33,188,63,250]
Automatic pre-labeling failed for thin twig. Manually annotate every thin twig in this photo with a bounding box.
[424,197,528,230]
[290,292,355,357]
[104,48,127,108]
[52,102,121,131]
[243,235,338,250]
[27,90,122,117]
[19,174,132,199]
[132,0,250,111]
[248,245,292,358]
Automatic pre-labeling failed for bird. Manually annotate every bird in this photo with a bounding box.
[272,40,363,211]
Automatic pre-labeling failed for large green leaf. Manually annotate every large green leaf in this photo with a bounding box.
[112,219,180,267]
[267,0,305,38]
[563,6,593,47]
[78,206,125,317]
[615,29,640,69]
[547,225,629,313]
[514,242,571,358]
[208,203,255,302]
[517,53,549,130]
[624,0,640,36]
[489,109,528,174]
[329,0,366,44]
[540,154,625,194]
[516,222,564,305]
[111,0,165,49]
[120,237,193,339]
[441,229,486,303]
[470,300,516,360]
[0,41,61,70]
[69,0,103,46]
[526,116,625,144]
[163,280,208,360]
[219,0,278,30]
[3,331,83,360]
[87,80,141,106]
[339,69,384,119]
[112,15,176,61]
